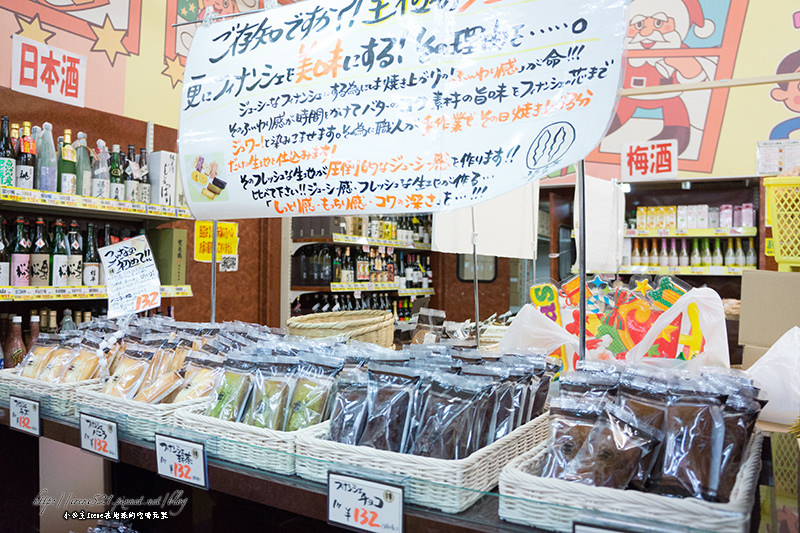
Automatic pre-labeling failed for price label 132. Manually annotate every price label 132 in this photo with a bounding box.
[155,434,208,489]
[328,472,403,532]
[79,413,119,461]
[10,396,40,436]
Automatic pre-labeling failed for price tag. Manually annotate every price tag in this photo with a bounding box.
[378,246,386,254]
[10,396,40,436]
[713,227,728,235]
[731,227,742,235]
[354,290,362,299]
[362,244,370,253]
[99,235,161,318]
[656,229,668,237]
[328,472,403,533]
[636,229,649,236]
[155,434,207,489]
[709,266,724,275]
[80,413,119,461]
[690,266,704,274]
[674,229,688,236]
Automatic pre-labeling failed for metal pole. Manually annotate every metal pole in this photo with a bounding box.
[211,220,217,323]
[471,207,480,348]
[577,160,586,361]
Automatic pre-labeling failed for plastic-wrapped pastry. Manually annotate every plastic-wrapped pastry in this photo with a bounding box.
[205,357,254,422]
[563,405,661,488]
[358,365,420,452]
[134,371,184,404]
[37,344,81,383]
[102,351,152,399]
[540,397,602,479]
[170,357,223,403]
[241,357,298,430]
[18,334,62,378]
[284,354,343,431]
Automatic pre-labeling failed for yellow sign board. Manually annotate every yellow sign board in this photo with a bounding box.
[765,237,774,257]
[194,221,239,263]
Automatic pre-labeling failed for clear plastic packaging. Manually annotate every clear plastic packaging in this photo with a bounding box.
[37,337,83,383]
[562,405,661,488]
[101,350,152,399]
[328,374,369,445]
[559,370,619,402]
[205,357,255,422]
[61,333,105,383]
[170,356,224,403]
[283,354,343,431]
[241,356,298,430]
[540,397,602,479]
[358,365,421,452]
[717,394,762,502]
[18,333,62,378]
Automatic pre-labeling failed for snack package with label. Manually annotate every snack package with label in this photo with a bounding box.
[327,372,369,445]
[562,404,661,489]
[284,353,344,432]
[37,337,83,383]
[18,333,63,379]
[358,365,421,452]
[205,356,255,422]
[61,333,106,383]
[461,363,513,447]
[539,397,602,479]
[170,356,224,403]
[101,350,152,399]
[241,356,298,430]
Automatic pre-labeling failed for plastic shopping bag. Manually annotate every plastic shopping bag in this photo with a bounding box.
[624,288,729,370]
[746,327,800,425]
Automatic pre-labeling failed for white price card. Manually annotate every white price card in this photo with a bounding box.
[328,472,403,533]
[99,235,161,318]
[155,434,208,489]
[80,413,119,461]
[10,396,40,436]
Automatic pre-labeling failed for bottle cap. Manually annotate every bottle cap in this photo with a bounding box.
[78,131,86,139]
[112,144,120,152]
[12,316,21,323]
[64,309,72,316]
[65,128,71,135]
[43,122,52,130]
[31,315,39,323]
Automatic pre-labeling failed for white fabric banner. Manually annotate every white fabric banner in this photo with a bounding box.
[179,0,628,220]
[573,175,625,273]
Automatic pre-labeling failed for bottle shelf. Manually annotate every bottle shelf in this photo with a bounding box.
[624,227,757,238]
[617,266,753,276]
[291,283,434,295]
[293,232,432,251]
[0,285,193,301]
[0,186,192,221]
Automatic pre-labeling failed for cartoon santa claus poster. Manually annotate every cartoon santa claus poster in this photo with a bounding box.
[593,0,747,171]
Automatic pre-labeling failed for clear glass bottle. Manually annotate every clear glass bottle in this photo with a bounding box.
[690,238,701,267]
[658,238,669,267]
[37,122,58,191]
[735,238,746,268]
[60,308,77,331]
[712,237,724,267]
[701,238,712,267]
[668,238,679,267]
[92,139,111,198]
[746,237,757,269]
[724,237,736,267]
[75,132,93,197]
[58,128,78,194]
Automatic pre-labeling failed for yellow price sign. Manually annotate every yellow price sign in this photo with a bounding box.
[194,221,239,263]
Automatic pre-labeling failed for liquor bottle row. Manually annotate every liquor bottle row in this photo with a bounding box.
[0,215,144,287]
[291,292,417,320]
[0,308,83,368]
[295,214,433,245]
[627,237,757,269]
[0,115,153,203]
[293,245,433,288]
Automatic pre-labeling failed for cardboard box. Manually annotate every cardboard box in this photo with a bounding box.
[739,270,800,368]
[720,204,733,228]
[687,205,698,229]
[636,206,648,230]
[646,206,657,229]
[664,206,677,230]
[148,151,176,206]
[676,205,688,229]
[697,204,709,229]
[146,228,187,285]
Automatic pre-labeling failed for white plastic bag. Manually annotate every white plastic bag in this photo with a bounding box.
[625,287,730,371]
[746,326,800,425]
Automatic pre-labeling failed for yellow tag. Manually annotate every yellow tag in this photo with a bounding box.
[61,144,76,162]
[765,238,774,257]
[412,216,420,224]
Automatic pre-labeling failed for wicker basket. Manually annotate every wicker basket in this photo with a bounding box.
[286,310,394,347]
[498,430,765,533]
[0,368,101,420]
[295,411,550,513]
[174,403,323,475]
[75,383,209,441]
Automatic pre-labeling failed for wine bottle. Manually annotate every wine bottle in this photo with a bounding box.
[92,140,111,198]
[82,223,101,286]
[109,144,125,200]
[690,238,701,267]
[58,129,78,194]
[75,132,93,197]
[51,219,69,287]
[124,144,139,202]
[659,238,669,267]
[668,238,678,267]
[724,237,735,267]
[0,115,17,186]
[30,217,51,286]
[746,237,757,269]
[15,121,35,189]
[37,122,58,191]
[139,148,151,204]
[0,216,9,285]
[67,219,83,286]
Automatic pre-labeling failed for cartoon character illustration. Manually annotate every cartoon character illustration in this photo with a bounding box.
[769,49,800,140]
[606,0,718,155]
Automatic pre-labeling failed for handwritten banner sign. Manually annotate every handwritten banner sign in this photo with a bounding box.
[80,413,119,461]
[193,221,239,262]
[99,235,162,318]
[10,396,40,436]
[155,434,208,489]
[179,0,627,219]
[11,34,87,107]
[328,472,403,532]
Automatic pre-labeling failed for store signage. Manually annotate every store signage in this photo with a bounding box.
[80,413,119,461]
[328,472,403,533]
[155,434,208,489]
[621,140,678,182]
[99,235,162,318]
[179,0,627,219]
[756,139,800,176]
[9,396,40,436]
[193,221,239,262]
[11,34,87,107]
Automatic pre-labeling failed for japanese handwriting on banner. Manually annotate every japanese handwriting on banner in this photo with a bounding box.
[179,0,628,219]
[11,35,87,107]
[99,236,161,318]
[622,140,678,182]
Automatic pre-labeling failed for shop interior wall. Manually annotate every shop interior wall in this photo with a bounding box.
[430,252,511,322]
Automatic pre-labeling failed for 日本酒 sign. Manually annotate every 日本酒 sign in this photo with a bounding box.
[621,140,678,182]
[179,0,627,220]
[11,34,87,108]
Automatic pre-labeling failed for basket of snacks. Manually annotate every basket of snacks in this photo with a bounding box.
[286,310,394,347]
[295,354,556,514]
[0,332,106,419]
[499,364,766,533]
[174,353,345,475]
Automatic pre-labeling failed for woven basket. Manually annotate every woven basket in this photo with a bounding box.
[0,368,101,420]
[498,430,765,533]
[295,411,550,513]
[174,403,322,475]
[287,310,394,347]
[75,383,209,442]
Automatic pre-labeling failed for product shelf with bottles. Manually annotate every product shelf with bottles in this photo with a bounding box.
[624,227,757,238]
[0,284,192,302]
